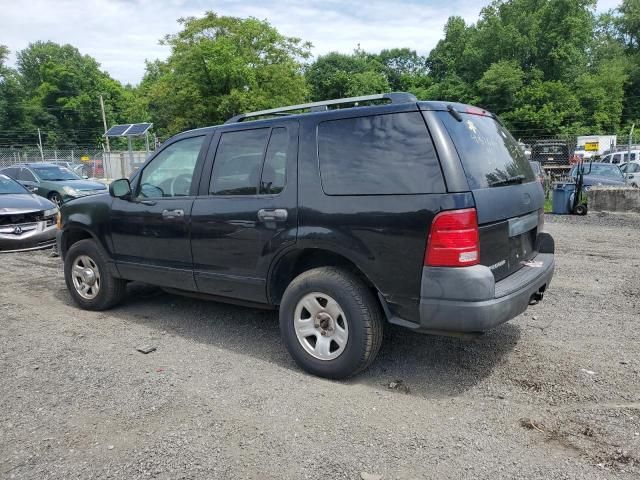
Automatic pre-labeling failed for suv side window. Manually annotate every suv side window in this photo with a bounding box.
[261,128,288,195]
[613,154,622,164]
[209,127,289,196]
[317,112,445,195]
[138,136,204,198]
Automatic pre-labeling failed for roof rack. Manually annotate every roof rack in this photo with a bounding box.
[224,92,418,124]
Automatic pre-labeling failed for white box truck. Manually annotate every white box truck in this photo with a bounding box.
[574,135,617,159]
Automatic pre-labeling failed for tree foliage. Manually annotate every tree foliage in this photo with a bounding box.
[1,4,639,147]
[136,12,311,137]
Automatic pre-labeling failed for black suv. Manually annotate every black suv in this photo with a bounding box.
[57,93,554,379]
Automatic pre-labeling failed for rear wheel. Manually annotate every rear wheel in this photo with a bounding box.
[279,267,383,379]
[64,239,126,310]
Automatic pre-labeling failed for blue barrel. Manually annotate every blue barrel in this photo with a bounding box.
[552,183,576,214]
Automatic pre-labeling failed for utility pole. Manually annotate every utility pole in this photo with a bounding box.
[100,95,110,152]
[626,124,635,185]
[37,128,44,161]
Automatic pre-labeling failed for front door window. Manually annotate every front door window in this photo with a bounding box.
[138,136,205,198]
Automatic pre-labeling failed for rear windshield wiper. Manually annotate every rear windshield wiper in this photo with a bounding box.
[489,175,525,187]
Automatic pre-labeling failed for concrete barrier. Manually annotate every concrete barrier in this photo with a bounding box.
[587,186,640,213]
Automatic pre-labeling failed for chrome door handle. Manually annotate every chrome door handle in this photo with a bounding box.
[257,208,288,222]
[162,208,184,219]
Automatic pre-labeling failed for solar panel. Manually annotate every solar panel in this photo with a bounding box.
[124,123,152,136]
[105,124,132,136]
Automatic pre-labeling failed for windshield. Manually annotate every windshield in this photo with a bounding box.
[571,163,624,179]
[438,111,535,188]
[621,163,640,173]
[32,165,80,181]
[0,174,29,194]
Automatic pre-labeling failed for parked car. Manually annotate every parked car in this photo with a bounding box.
[620,162,640,187]
[569,162,626,187]
[531,141,572,167]
[0,173,58,252]
[600,150,639,166]
[0,163,107,206]
[56,93,555,379]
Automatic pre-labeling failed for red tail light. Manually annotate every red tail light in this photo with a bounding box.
[425,208,479,267]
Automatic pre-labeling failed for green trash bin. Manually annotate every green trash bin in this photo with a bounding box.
[552,183,576,214]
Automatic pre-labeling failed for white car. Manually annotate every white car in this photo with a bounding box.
[620,162,640,187]
[601,150,639,166]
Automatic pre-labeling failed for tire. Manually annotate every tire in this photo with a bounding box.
[574,204,588,216]
[64,239,127,311]
[48,192,62,207]
[279,267,383,379]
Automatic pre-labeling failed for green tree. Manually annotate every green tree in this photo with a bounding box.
[306,50,385,100]
[139,12,311,137]
[15,41,125,146]
[0,46,30,145]
[475,60,524,111]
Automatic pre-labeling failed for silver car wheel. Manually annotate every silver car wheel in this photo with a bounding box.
[294,292,349,361]
[71,255,101,300]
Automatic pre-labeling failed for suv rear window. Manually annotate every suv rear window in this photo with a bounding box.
[438,112,535,189]
[317,112,444,195]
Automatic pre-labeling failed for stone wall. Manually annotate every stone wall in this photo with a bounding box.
[587,187,640,213]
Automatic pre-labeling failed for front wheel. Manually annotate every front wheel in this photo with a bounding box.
[64,239,127,310]
[49,192,62,207]
[279,267,383,379]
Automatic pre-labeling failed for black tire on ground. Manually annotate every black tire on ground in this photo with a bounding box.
[279,267,384,379]
[64,239,127,311]
[574,204,588,216]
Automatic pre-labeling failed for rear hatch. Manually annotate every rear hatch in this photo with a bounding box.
[437,110,544,281]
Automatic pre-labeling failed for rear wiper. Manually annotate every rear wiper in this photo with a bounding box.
[447,104,463,122]
[489,175,525,187]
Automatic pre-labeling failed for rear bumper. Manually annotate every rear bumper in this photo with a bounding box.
[386,233,555,334]
[417,253,554,332]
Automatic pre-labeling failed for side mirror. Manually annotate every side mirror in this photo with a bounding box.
[109,178,132,199]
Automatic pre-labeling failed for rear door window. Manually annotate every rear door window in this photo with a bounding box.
[210,127,290,196]
[317,112,444,195]
[438,112,535,189]
[17,168,37,182]
[210,129,270,195]
[260,128,288,195]
[1,167,18,178]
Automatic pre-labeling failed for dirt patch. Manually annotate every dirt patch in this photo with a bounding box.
[1,213,639,479]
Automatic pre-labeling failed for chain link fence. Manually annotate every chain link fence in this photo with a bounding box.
[0,147,153,180]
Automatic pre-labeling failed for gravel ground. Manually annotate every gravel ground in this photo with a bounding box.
[1,213,639,479]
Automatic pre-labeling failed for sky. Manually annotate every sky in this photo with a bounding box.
[0,0,624,85]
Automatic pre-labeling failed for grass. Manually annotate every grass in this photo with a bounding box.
[544,195,552,213]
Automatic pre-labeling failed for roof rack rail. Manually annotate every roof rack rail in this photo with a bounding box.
[224,92,417,124]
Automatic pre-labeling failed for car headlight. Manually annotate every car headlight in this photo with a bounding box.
[62,186,79,196]
[43,207,59,217]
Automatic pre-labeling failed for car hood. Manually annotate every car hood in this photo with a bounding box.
[45,179,107,190]
[0,193,56,213]
[582,175,626,186]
